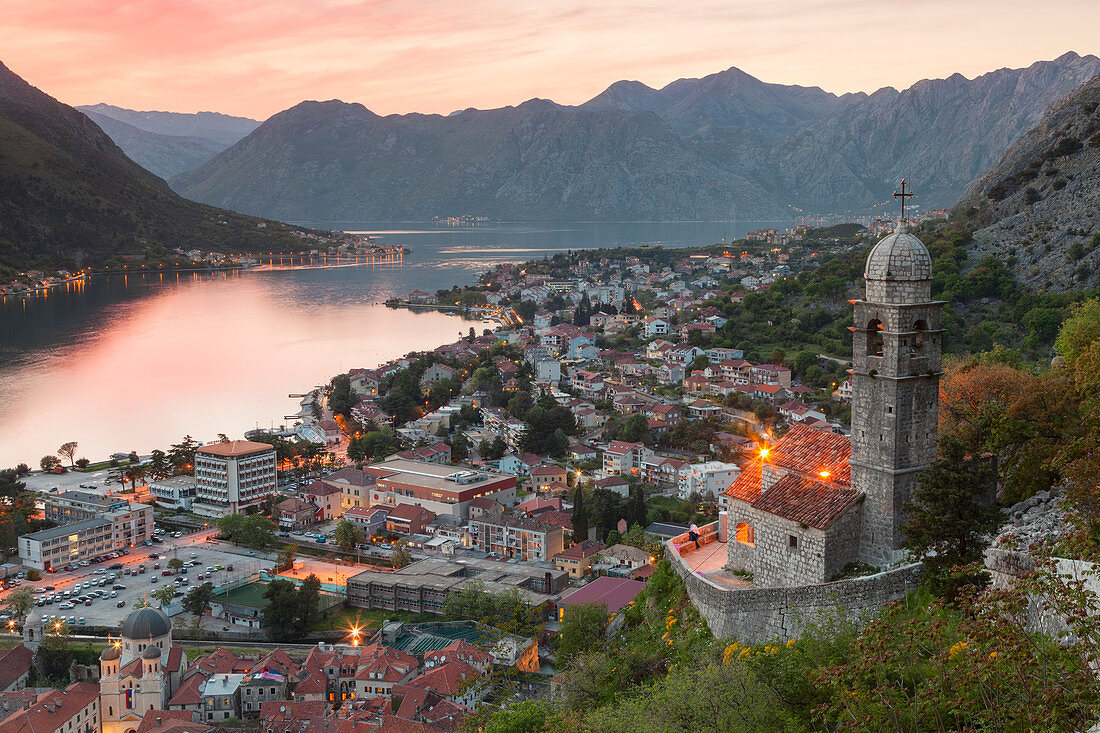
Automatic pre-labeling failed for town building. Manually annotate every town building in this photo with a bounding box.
[469,518,564,562]
[347,558,568,615]
[361,459,516,520]
[528,465,567,493]
[42,490,129,523]
[385,504,436,536]
[0,682,101,733]
[679,461,741,499]
[192,441,278,517]
[276,497,318,530]
[148,477,198,511]
[553,539,606,579]
[20,503,153,570]
[300,481,342,520]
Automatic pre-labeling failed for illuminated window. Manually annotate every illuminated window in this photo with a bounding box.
[735,523,754,545]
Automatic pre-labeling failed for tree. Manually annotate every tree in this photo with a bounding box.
[182,583,216,618]
[903,436,1001,599]
[57,442,78,467]
[392,539,413,569]
[3,588,35,619]
[262,576,320,642]
[589,487,622,541]
[168,435,200,475]
[217,514,276,548]
[276,543,298,572]
[167,558,185,572]
[334,520,363,552]
[151,586,176,607]
[148,449,171,480]
[329,374,357,417]
[557,602,609,663]
[572,487,589,542]
[126,464,147,489]
[451,432,469,461]
[627,483,647,529]
[39,455,60,472]
[298,574,321,630]
[74,458,90,469]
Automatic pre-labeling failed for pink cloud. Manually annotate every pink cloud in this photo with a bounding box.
[0,0,1096,119]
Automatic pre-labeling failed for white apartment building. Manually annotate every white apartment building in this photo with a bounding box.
[679,461,741,499]
[20,502,153,570]
[148,476,199,510]
[192,441,278,516]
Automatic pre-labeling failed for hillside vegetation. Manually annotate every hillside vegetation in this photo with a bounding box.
[0,61,307,277]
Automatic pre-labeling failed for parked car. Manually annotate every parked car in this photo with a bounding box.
[116,600,126,607]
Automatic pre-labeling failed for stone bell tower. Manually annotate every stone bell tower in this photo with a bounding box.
[850,181,943,565]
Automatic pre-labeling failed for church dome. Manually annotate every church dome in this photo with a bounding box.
[121,607,171,640]
[865,221,932,282]
[100,645,121,661]
[142,645,163,660]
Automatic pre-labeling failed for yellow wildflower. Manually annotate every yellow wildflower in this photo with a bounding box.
[948,641,969,659]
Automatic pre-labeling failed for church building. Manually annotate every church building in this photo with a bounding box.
[99,607,189,733]
[725,197,943,586]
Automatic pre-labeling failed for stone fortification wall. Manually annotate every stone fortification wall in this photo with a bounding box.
[985,547,1100,639]
[668,538,922,643]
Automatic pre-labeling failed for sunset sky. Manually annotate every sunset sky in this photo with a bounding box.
[1,0,1097,120]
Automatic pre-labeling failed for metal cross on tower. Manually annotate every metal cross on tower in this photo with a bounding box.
[893,179,913,221]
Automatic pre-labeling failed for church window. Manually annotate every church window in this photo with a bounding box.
[866,319,884,356]
[735,523,754,545]
[108,707,112,716]
[789,535,798,550]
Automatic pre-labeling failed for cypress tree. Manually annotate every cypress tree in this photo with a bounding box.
[571,486,589,542]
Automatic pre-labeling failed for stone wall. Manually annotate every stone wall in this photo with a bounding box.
[668,537,923,643]
[985,547,1100,639]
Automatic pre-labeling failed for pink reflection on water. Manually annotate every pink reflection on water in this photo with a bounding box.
[0,275,469,465]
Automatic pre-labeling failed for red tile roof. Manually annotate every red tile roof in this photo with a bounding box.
[0,644,33,690]
[554,539,605,561]
[2,682,100,733]
[769,425,851,486]
[725,460,763,503]
[168,671,208,707]
[751,473,861,530]
[529,465,565,477]
[136,709,206,733]
[196,440,274,457]
[406,660,479,697]
[535,510,573,530]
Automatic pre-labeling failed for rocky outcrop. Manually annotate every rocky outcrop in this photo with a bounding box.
[994,488,1070,550]
[956,71,1100,291]
[171,54,1100,222]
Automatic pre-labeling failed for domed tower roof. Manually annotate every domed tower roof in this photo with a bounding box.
[121,607,171,640]
[865,221,932,282]
[142,645,163,660]
[863,220,933,304]
[100,645,121,661]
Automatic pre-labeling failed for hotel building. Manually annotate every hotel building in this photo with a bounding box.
[192,441,278,516]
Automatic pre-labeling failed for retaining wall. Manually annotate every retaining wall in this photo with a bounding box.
[667,537,922,643]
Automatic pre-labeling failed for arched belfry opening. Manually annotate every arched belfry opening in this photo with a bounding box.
[867,319,884,356]
[912,319,928,357]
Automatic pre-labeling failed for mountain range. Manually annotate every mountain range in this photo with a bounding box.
[957,70,1100,291]
[75,104,260,179]
[166,53,1100,222]
[0,62,305,273]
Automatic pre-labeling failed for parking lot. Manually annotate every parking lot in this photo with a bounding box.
[2,531,271,628]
